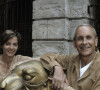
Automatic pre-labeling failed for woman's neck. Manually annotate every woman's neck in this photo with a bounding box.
[1,54,13,65]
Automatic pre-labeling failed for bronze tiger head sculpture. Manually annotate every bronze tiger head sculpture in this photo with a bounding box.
[0,60,52,90]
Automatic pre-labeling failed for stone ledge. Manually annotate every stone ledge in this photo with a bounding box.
[32,0,94,19]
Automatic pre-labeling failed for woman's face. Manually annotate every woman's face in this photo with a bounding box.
[2,36,18,57]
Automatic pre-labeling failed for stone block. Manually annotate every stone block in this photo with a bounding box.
[69,42,78,54]
[32,20,48,39]
[32,0,94,19]
[48,19,70,39]
[32,19,70,39]
[69,19,94,40]
[32,41,69,57]
[32,0,70,19]
[69,0,94,18]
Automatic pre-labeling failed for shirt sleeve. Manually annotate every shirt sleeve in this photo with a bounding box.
[17,55,40,65]
[91,68,100,90]
[11,55,40,70]
[40,53,70,73]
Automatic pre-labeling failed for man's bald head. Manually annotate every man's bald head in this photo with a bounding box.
[74,24,97,40]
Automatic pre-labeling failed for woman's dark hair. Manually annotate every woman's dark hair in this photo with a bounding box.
[0,30,21,47]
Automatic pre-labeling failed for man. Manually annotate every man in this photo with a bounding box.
[41,24,100,90]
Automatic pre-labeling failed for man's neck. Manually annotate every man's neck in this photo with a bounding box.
[80,51,96,68]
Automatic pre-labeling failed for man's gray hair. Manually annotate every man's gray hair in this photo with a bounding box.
[73,24,97,40]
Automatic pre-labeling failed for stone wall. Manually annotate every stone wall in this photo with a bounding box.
[32,0,94,57]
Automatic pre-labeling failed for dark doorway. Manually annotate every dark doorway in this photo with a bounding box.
[94,0,100,50]
[89,0,100,50]
[0,0,32,56]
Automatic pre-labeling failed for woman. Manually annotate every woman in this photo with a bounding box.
[0,30,35,82]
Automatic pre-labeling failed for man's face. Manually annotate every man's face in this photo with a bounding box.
[74,26,98,57]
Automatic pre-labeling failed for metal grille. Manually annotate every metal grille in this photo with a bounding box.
[0,0,32,56]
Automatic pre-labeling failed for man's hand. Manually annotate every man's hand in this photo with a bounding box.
[49,65,68,90]
[60,79,70,90]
